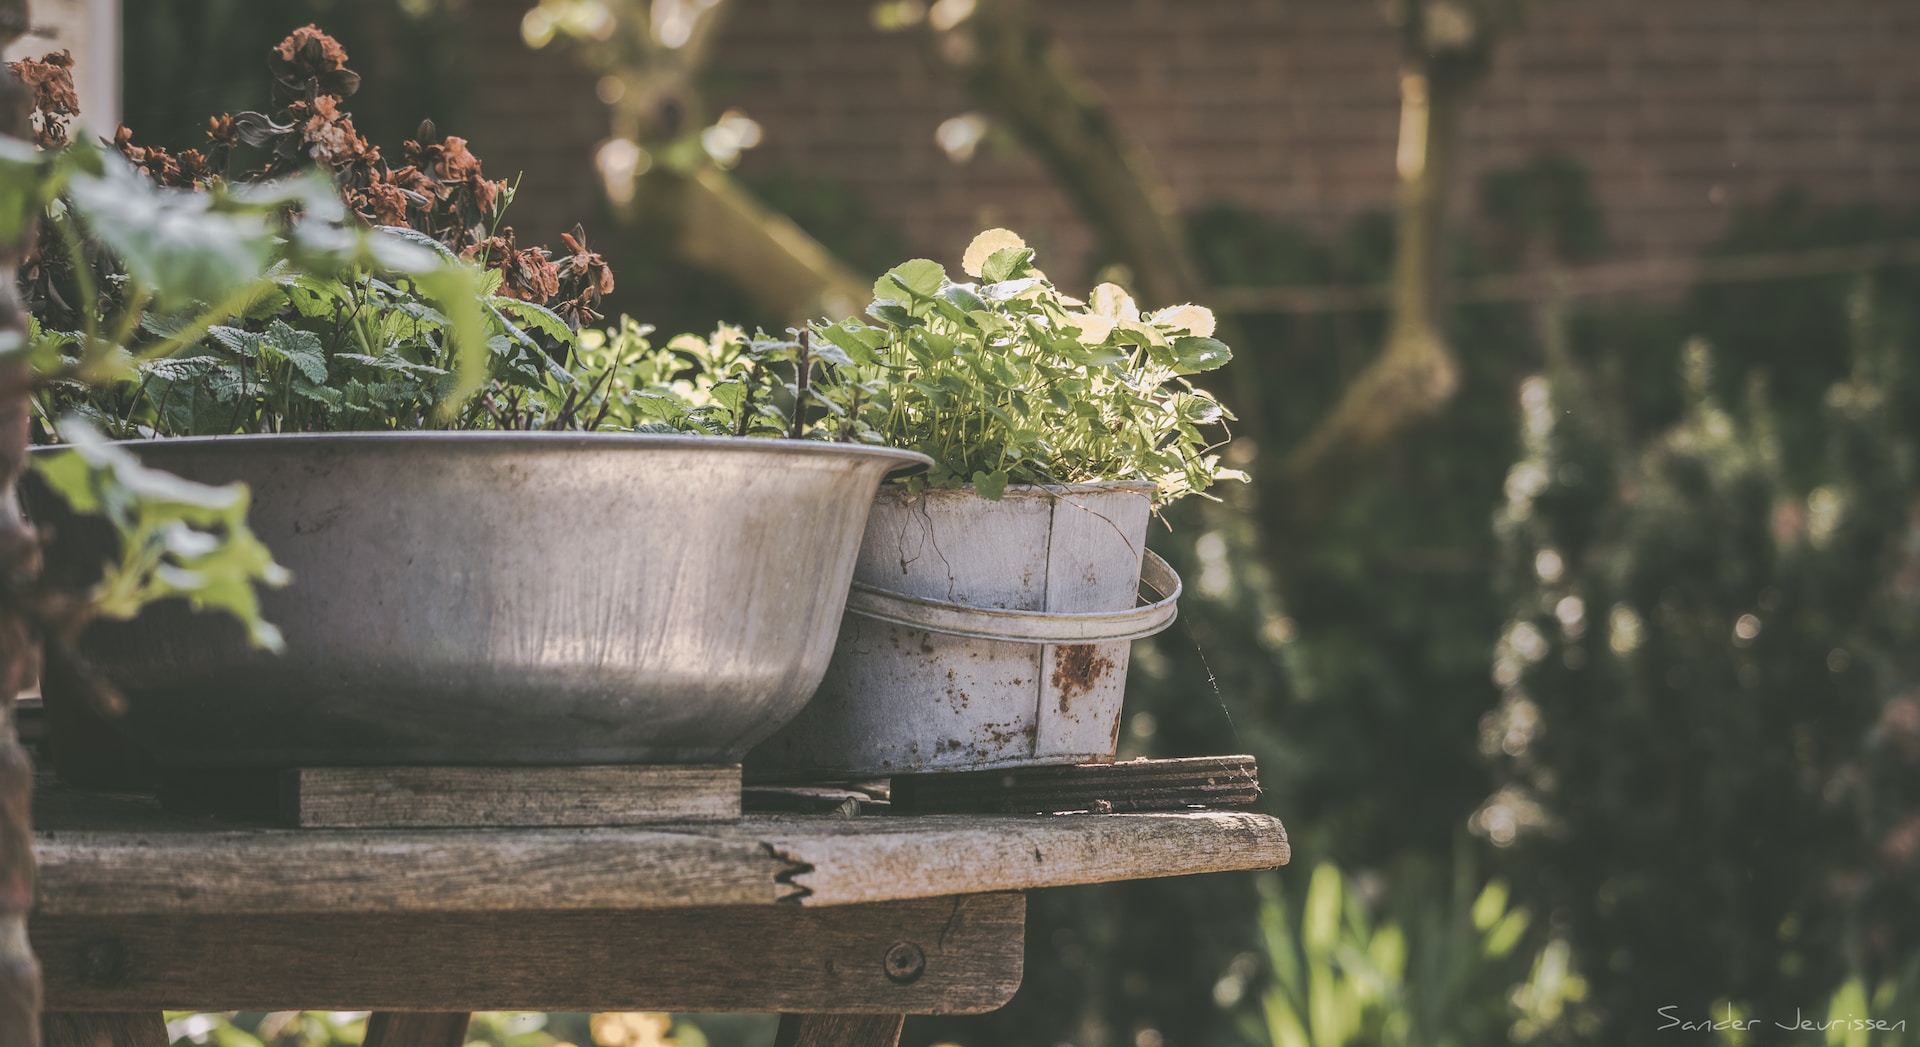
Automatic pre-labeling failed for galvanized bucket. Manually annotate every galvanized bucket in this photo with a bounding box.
[747,481,1182,779]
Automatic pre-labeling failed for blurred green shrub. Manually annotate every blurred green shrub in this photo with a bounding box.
[1243,853,1589,1047]
[1485,277,1920,1031]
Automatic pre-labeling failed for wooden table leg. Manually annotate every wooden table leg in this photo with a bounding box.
[774,1014,905,1047]
[43,1012,167,1047]
[363,1011,471,1047]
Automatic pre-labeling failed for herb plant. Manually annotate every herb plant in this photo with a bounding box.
[809,228,1243,503]
[19,28,608,439]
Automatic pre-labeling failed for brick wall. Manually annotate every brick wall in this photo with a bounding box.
[466,0,1920,285]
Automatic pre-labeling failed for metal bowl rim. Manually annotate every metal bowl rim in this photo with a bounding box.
[877,479,1160,497]
[30,430,933,477]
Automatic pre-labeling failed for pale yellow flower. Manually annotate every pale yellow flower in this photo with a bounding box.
[1150,303,1216,338]
[1070,313,1116,344]
[1088,282,1140,322]
[962,227,1027,278]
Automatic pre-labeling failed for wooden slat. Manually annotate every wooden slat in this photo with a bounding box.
[282,765,742,828]
[775,1014,905,1047]
[892,755,1260,815]
[33,809,1287,916]
[362,1012,470,1047]
[42,1012,167,1047]
[34,895,1025,1015]
[707,810,1290,908]
[33,828,800,915]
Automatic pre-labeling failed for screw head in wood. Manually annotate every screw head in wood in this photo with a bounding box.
[883,941,926,984]
[80,937,127,987]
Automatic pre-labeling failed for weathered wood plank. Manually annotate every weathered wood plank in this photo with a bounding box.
[42,1012,167,1047]
[714,811,1290,907]
[33,895,1025,1015]
[283,765,741,828]
[362,1012,470,1047]
[892,755,1260,815]
[33,828,799,915]
[34,784,1287,916]
[774,1014,905,1047]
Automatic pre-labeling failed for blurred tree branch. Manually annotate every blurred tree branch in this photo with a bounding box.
[911,0,1527,533]
[541,0,1531,534]
[525,0,870,322]
[935,0,1205,312]
[1278,0,1524,520]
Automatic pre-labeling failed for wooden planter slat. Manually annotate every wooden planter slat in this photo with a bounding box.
[31,770,1288,1031]
[283,764,742,828]
[35,802,1287,917]
[35,895,1025,1015]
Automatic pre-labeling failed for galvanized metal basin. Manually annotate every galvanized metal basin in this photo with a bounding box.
[27,432,928,769]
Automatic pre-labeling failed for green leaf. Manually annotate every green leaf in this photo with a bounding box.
[263,322,328,384]
[494,297,577,346]
[33,418,290,651]
[815,323,883,366]
[867,302,920,329]
[1171,335,1233,374]
[970,470,1008,500]
[66,154,276,311]
[888,258,948,298]
[941,285,989,314]
[207,326,262,360]
[981,246,1034,283]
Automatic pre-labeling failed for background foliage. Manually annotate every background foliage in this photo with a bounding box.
[72,4,1920,1047]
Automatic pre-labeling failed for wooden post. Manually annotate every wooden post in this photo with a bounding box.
[0,0,43,1043]
[774,1014,906,1047]
[362,1012,471,1047]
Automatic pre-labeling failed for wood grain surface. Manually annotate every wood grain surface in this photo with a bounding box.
[33,825,799,915]
[34,797,1287,915]
[284,765,741,828]
[361,1012,471,1047]
[891,755,1260,815]
[701,810,1289,907]
[34,895,1025,1015]
[775,1013,906,1047]
[42,1012,167,1047]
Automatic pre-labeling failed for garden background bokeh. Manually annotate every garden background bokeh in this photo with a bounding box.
[101,1,1920,1044]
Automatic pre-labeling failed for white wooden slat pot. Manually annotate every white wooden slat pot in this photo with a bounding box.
[746,481,1182,779]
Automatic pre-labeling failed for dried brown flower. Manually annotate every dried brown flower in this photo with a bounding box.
[8,50,79,148]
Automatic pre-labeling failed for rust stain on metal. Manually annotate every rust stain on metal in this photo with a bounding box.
[1051,644,1114,706]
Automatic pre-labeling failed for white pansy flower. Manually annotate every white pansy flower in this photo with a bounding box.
[1088,282,1139,322]
[1070,313,1116,344]
[962,228,1027,278]
[1150,303,1216,338]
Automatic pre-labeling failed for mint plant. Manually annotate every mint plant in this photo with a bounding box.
[32,420,289,655]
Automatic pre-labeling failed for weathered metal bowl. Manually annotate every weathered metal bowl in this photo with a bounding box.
[27,432,928,769]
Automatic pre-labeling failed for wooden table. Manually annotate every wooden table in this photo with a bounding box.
[30,785,1288,1047]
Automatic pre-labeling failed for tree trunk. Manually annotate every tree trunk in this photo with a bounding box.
[0,0,44,1040]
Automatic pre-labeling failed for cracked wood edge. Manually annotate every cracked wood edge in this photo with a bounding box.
[724,810,1290,907]
[33,810,1284,916]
